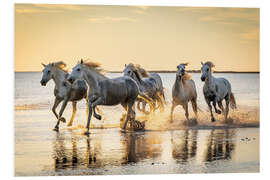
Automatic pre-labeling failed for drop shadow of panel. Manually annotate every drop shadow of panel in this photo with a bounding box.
[121,132,163,164]
[204,129,235,162]
[171,129,198,163]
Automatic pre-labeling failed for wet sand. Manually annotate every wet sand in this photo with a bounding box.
[15,108,259,176]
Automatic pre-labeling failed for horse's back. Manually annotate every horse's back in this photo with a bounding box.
[215,77,232,94]
[99,76,139,104]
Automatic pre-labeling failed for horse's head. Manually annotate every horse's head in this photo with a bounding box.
[123,63,137,78]
[40,63,54,86]
[201,61,214,81]
[176,63,188,77]
[67,59,84,84]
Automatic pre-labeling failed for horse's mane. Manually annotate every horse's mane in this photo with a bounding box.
[51,61,68,73]
[204,61,215,71]
[81,60,104,74]
[182,73,191,81]
[126,63,149,78]
[134,64,149,77]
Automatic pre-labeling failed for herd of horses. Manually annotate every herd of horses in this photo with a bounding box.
[40,59,236,135]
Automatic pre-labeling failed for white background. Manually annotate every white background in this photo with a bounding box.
[1,0,268,179]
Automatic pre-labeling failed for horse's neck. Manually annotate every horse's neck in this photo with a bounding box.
[83,68,107,93]
[205,73,215,88]
[175,76,185,92]
[52,69,68,90]
[133,74,143,85]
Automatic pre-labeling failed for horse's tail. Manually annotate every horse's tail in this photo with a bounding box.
[230,93,237,109]
[137,92,155,113]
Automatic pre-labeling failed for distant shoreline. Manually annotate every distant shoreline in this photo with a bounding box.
[15,70,260,73]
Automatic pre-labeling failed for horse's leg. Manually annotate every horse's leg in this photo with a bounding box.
[183,103,189,121]
[67,101,77,127]
[123,100,136,131]
[85,100,93,135]
[225,95,230,121]
[52,98,61,120]
[121,103,129,131]
[91,97,104,121]
[170,102,176,123]
[213,99,221,114]
[217,101,225,116]
[191,99,198,119]
[85,98,89,117]
[53,98,68,132]
[206,100,215,122]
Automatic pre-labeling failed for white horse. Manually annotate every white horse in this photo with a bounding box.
[170,63,198,122]
[200,61,236,122]
[40,61,88,131]
[67,59,154,135]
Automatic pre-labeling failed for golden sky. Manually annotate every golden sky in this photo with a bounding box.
[15,4,259,72]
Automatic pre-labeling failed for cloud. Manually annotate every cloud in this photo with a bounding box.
[33,4,81,11]
[135,6,150,10]
[15,4,81,14]
[15,8,60,14]
[88,16,138,23]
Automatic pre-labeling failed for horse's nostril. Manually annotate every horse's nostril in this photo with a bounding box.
[68,77,74,83]
[201,77,205,81]
[40,80,46,86]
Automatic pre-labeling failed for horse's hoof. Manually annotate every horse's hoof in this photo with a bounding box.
[216,110,222,114]
[84,131,90,135]
[94,114,102,120]
[53,127,59,132]
[67,123,72,127]
[211,117,216,122]
[60,117,66,123]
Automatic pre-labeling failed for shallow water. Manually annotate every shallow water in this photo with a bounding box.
[14,72,260,176]
[15,110,259,176]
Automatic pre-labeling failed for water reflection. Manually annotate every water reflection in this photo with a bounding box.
[204,129,235,162]
[121,132,162,164]
[51,128,236,172]
[171,130,198,163]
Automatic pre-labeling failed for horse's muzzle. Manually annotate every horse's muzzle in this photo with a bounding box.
[201,76,206,81]
[40,80,46,86]
[67,77,74,84]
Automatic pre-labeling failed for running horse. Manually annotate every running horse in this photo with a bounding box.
[67,59,153,135]
[123,63,165,114]
[40,61,88,131]
[200,61,236,122]
[170,63,198,123]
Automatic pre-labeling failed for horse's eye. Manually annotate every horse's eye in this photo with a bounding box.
[207,68,209,72]
[77,68,80,72]
[47,70,50,74]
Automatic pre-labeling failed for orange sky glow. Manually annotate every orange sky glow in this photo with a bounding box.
[15,4,259,72]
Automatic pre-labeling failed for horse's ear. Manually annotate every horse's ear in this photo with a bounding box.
[80,59,83,64]
[51,63,54,67]
[41,63,46,67]
[201,62,204,65]
[125,64,126,67]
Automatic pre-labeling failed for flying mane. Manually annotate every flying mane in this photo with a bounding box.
[134,64,149,77]
[51,61,68,73]
[126,63,149,78]
[81,60,104,74]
